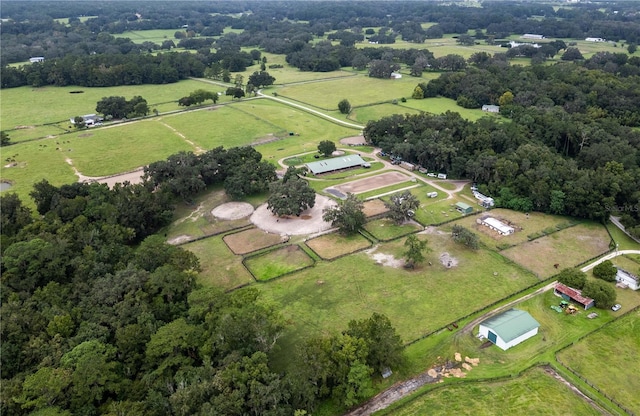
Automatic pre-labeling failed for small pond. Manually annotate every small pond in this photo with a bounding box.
[0,182,13,191]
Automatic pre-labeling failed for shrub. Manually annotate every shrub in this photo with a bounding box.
[582,280,616,309]
[592,260,617,282]
[557,268,587,289]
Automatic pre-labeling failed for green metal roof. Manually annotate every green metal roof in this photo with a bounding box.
[306,155,366,175]
[455,202,472,210]
[480,309,540,343]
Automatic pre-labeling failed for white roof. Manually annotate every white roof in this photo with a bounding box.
[482,217,514,234]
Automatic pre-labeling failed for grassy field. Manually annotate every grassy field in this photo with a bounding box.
[244,245,315,281]
[349,103,421,124]
[305,232,372,260]
[0,80,220,132]
[400,97,492,121]
[223,228,286,255]
[114,29,182,44]
[501,222,611,278]
[454,209,579,250]
[557,309,640,414]
[183,236,254,290]
[276,75,430,110]
[383,366,601,416]
[364,218,422,241]
[258,231,540,353]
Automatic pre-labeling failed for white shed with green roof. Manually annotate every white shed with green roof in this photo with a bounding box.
[478,308,540,351]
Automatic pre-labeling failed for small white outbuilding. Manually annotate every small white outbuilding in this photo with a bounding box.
[478,308,540,351]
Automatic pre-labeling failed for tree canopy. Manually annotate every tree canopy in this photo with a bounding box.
[267,169,316,217]
[322,193,366,235]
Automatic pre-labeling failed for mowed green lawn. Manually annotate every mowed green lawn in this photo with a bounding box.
[558,309,640,414]
[350,103,421,124]
[384,366,601,416]
[401,97,492,121]
[114,29,182,44]
[256,232,539,351]
[0,80,221,131]
[276,75,430,110]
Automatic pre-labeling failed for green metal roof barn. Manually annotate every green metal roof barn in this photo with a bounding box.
[478,308,540,350]
[306,155,367,175]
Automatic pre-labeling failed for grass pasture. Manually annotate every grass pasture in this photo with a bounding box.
[276,75,426,110]
[62,120,194,176]
[0,80,216,131]
[349,103,421,124]
[259,232,540,350]
[383,366,601,416]
[223,228,285,255]
[244,245,315,282]
[183,236,254,290]
[557,309,640,414]
[114,29,182,44]
[305,232,372,260]
[364,218,422,241]
[501,222,611,278]
[454,209,579,250]
[400,97,491,121]
[412,197,470,226]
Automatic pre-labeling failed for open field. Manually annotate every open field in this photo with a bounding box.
[363,199,389,217]
[223,228,287,255]
[183,236,254,290]
[501,223,611,278]
[364,218,422,241]
[276,75,429,110]
[383,366,601,416]
[258,231,540,351]
[349,103,421,124]
[357,182,419,200]
[306,232,372,260]
[114,29,183,44]
[0,80,221,132]
[454,209,579,250]
[557,309,640,414]
[400,97,492,121]
[412,197,473,225]
[244,245,315,281]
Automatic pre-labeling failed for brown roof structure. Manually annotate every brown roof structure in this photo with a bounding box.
[554,283,595,310]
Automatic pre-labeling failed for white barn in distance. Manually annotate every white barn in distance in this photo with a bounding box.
[478,309,540,351]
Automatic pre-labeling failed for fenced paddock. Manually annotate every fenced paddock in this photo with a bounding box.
[243,245,315,281]
[305,232,372,260]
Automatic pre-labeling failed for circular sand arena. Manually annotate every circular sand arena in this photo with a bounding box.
[212,202,255,220]
[251,194,337,235]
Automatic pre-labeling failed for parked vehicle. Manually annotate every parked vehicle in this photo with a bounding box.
[612,304,622,311]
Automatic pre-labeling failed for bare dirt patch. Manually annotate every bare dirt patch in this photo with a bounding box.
[168,235,192,245]
[251,133,282,146]
[212,202,254,220]
[250,194,336,235]
[335,171,409,195]
[340,135,367,146]
[78,133,93,138]
[223,228,288,255]
[440,252,459,268]
[420,226,448,235]
[97,169,145,187]
[363,199,389,217]
[365,245,404,268]
[306,232,372,260]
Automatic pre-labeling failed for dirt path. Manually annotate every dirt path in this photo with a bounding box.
[542,366,613,415]
[160,122,204,154]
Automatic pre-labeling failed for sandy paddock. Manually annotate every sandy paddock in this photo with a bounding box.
[250,194,337,235]
[212,202,255,220]
[362,199,389,217]
[340,136,368,146]
[335,171,410,195]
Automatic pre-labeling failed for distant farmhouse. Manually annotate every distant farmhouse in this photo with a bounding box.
[554,283,595,310]
[522,34,544,40]
[29,57,45,63]
[509,41,541,49]
[482,105,500,113]
[70,114,103,126]
[305,155,369,175]
[478,308,540,351]
[615,268,639,290]
[585,37,606,42]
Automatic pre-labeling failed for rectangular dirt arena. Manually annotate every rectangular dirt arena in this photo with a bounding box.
[335,171,410,194]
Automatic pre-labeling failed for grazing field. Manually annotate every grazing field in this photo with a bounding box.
[244,245,315,281]
[384,366,601,416]
[364,218,422,241]
[223,228,286,255]
[114,29,183,44]
[350,103,421,124]
[60,120,194,176]
[258,232,540,349]
[0,80,220,130]
[557,309,640,414]
[306,232,372,260]
[400,97,491,121]
[161,105,286,150]
[276,75,429,110]
[454,209,579,250]
[412,198,472,226]
[501,223,611,278]
[357,183,419,200]
[183,236,254,290]
[362,198,389,217]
